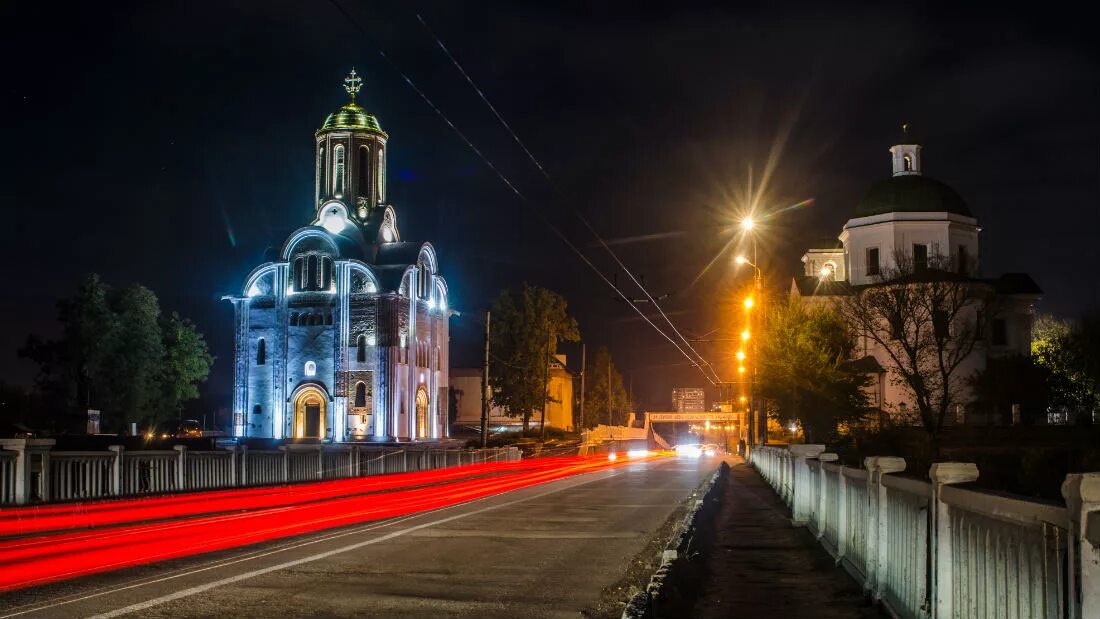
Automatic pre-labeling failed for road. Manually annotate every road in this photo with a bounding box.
[0,455,721,618]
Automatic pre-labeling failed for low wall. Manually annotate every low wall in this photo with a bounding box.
[0,439,520,505]
[749,444,1100,619]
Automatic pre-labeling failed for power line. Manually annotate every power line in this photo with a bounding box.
[329,0,716,385]
[413,10,722,384]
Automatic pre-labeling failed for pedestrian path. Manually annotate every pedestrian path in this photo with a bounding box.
[692,458,886,618]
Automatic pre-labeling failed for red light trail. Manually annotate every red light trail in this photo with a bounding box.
[0,454,661,592]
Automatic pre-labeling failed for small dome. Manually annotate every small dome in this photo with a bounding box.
[855,175,972,218]
[319,103,385,134]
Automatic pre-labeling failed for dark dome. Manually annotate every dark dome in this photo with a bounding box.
[855,175,972,218]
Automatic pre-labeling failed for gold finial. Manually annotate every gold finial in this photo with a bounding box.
[344,68,363,102]
[902,122,909,140]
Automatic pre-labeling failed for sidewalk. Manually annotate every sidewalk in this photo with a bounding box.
[691,458,886,618]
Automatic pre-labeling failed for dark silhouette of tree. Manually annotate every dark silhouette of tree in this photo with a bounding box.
[582,346,631,429]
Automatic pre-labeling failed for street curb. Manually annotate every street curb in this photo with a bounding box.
[621,460,730,619]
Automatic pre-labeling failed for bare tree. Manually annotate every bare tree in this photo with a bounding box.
[840,251,991,446]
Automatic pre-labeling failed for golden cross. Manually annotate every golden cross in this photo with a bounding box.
[344,68,363,102]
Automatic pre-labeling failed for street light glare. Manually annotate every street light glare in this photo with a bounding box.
[741,329,750,341]
[736,350,746,361]
[735,255,747,265]
[741,217,755,231]
[743,297,754,309]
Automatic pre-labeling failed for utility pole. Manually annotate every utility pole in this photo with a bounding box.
[579,343,586,432]
[480,310,490,448]
[539,326,551,441]
[607,356,612,427]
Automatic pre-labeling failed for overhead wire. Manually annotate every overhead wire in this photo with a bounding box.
[412,10,723,383]
[328,0,717,385]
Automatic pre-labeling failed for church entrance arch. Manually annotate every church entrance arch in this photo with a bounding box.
[293,387,327,439]
[415,386,429,439]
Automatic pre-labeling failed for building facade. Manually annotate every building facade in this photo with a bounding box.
[452,355,576,432]
[791,139,1041,421]
[226,71,450,442]
[671,388,706,413]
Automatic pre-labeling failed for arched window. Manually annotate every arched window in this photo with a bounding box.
[293,258,303,291]
[358,145,370,198]
[317,146,325,198]
[355,382,366,407]
[903,154,912,171]
[320,257,331,290]
[357,334,367,362]
[253,404,262,419]
[307,255,318,290]
[304,361,316,377]
[290,313,299,326]
[256,338,266,365]
[333,145,345,197]
[377,148,385,202]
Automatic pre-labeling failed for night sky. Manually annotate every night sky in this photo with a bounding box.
[2,1,1097,413]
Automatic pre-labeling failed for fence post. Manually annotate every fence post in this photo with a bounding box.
[350,446,358,477]
[789,444,824,524]
[929,462,979,619]
[863,456,906,600]
[108,445,123,496]
[1061,472,1100,619]
[280,445,289,482]
[173,445,187,491]
[316,445,324,480]
[240,445,248,486]
[228,445,238,487]
[817,453,838,540]
[837,463,848,562]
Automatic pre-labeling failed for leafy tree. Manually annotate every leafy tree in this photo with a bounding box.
[488,284,580,434]
[758,298,869,443]
[1033,312,1100,421]
[840,252,990,446]
[582,346,631,428]
[18,274,214,433]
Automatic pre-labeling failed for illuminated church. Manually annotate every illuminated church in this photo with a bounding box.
[226,70,450,442]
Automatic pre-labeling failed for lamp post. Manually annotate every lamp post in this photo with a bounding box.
[735,216,764,446]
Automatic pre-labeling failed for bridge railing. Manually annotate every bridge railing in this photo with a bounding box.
[0,440,521,506]
[749,444,1100,619]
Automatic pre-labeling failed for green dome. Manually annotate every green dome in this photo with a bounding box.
[319,103,385,134]
[854,174,972,218]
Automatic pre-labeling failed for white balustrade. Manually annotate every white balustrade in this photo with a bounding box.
[749,445,1097,619]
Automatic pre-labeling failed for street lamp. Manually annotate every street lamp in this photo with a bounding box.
[734,216,764,447]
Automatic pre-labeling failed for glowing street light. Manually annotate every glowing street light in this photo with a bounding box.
[743,296,754,310]
[738,366,746,374]
[736,350,746,361]
[741,329,750,341]
[741,216,755,231]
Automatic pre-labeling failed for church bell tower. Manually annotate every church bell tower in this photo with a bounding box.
[315,69,389,221]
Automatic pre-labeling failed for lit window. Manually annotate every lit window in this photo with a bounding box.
[304,361,316,376]
[333,145,345,197]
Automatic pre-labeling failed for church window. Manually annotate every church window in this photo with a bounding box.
[293,258,303,291]
[307,255,318,290]
[320,257,331,290]
[253,404,262,419]
[355,382,367,407]
[317,147,325,198]
[377,148,385,201]
[957,245,969,275]
[357,334,367,362]
[304,361,317,377]
[358,145,370,198]
[333,145,345,197]
[256,338,266,365]
[992,318,1007,346]
[903,154,912,171]
[913,243,928,271]
[867,247,880,277]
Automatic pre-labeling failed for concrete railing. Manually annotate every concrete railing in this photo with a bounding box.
[750,444,1100,619]
[0,439,521,505]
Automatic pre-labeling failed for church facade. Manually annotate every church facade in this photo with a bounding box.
[226,71,450,442]
[791,139,1041,422]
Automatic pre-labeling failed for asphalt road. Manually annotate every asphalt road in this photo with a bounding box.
[0,455,721,619]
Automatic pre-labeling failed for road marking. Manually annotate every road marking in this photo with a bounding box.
[68,470,618,619]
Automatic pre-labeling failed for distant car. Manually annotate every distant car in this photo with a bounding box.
[157,419,202,439]
[701,443,722,457]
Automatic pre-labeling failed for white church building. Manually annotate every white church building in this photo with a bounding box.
[791,139,1042,421]
[225,71,450,442]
